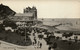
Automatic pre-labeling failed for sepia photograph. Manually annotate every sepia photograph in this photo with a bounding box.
[0,0,80,50]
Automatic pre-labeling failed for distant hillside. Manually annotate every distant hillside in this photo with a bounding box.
[0,4,16,19]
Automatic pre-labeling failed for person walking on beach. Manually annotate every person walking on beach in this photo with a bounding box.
[33,33,35,36]
[34,37,37,44]
[37,41,40,48]
[32,41,35,45]
[40,43,42,48]
[48,46,51,50]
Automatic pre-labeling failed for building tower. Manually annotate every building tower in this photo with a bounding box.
[23,6,37,19]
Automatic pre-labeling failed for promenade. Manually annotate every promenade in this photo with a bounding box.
[0,30,49,50]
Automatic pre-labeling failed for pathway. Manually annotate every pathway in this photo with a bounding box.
[0,30,49,50]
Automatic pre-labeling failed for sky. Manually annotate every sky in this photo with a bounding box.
[0,0,80,18]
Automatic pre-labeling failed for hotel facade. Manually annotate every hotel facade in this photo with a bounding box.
[9,6,37,27]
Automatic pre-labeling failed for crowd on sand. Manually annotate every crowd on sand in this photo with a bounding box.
[15,26,57,50]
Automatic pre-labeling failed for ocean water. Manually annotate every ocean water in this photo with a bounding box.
[38,18,80,24]
[38,18,80,30]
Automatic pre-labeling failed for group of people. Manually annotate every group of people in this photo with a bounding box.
[31,28,43,49]
[32,39,42,48]
[30,27,58,50]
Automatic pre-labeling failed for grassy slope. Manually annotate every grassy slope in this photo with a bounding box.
[0,31,32,46]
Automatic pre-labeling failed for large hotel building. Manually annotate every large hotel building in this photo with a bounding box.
[9,6,38,27]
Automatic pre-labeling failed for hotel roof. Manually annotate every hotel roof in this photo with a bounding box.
[14,13,34,17]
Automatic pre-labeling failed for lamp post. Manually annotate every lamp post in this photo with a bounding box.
[24,24,27,42]
[25,27,26,42]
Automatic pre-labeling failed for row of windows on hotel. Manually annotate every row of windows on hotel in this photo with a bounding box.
[16,21,35,27]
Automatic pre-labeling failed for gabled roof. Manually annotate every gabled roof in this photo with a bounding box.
[14,13,34,17]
